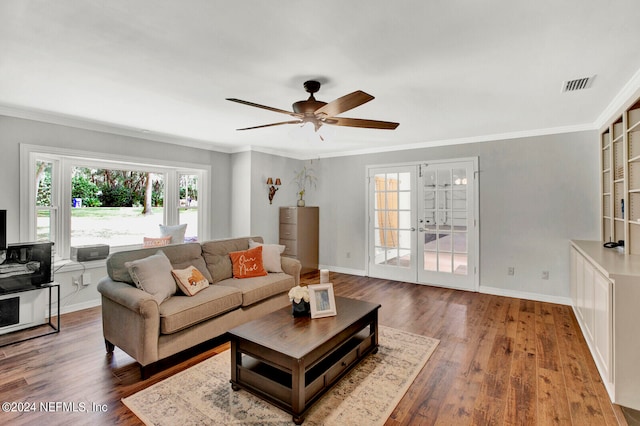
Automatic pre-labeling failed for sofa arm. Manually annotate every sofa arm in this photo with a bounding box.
[97,277,161,366]
[280,256,302,286]
[97,278,159,315]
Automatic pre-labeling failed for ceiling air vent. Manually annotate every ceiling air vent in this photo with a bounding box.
[561,75,596,93]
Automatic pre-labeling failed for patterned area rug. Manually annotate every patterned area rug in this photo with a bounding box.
[122,326,439,425]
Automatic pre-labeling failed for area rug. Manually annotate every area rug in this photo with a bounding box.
[122,326,439,425]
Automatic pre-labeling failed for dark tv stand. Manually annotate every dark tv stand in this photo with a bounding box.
[0,282,60,347]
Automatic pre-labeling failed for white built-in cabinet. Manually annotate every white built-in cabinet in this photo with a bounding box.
[570,240,640,410]
[601,99,640,252]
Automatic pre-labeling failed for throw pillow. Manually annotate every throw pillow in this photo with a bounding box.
[125,250,176,305]
[143,236,172,248]
[229,245,268,279]
[171,265,209,296]
[159,223,187,244]
[248,239,285,273]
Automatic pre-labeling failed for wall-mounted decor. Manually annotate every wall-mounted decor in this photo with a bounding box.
[266,177,281,204]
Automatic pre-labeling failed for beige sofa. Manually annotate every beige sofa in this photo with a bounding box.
[97,236,301,376]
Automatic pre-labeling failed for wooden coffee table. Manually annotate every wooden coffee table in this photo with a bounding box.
[228,296,381,424]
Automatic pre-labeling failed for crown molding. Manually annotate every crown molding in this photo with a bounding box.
[0,103,233,154]
[315,123,596,159]
[595,67,640,129]
[0,101,606,161]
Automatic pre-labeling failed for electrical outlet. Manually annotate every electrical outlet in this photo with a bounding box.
[507,267,515,276]
[542,271,549,280]
[82,272,91,286]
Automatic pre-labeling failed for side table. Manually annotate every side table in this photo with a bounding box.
[0,282,60,347]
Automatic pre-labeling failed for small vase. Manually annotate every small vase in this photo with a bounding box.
[297,199,305,207]
[292,300,310,317]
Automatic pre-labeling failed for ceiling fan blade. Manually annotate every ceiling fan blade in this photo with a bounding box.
[326,117,399,130]
[236,120,302,131]
[226,98,302,118]
[314,90,374,117]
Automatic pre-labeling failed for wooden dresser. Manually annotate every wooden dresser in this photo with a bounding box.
[279,207,319,274]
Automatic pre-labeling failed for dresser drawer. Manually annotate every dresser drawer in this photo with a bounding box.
[280,239,298,256]
[279,207,297,224]
[279,223,297,240]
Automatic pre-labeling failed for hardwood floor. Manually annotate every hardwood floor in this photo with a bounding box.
[0,272,628,425]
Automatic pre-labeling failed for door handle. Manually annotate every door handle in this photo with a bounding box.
[410,227,416,231]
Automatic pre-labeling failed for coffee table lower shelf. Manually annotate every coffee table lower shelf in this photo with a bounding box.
[230,319,378,424]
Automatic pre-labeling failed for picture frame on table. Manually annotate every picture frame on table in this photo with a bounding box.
[308,283,337,319]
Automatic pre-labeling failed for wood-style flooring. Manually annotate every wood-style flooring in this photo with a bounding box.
[0,272,629,425]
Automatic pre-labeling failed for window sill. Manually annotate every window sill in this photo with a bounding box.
[54,258,107,273]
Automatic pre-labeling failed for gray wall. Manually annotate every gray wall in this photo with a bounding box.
[0,113,601,309]
[229,150,304,243]
[314,131,599,300]
[246,151,306,244]
[231,151,252,237]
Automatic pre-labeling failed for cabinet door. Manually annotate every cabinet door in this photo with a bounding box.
[593,271,612,381]
[582,260,595,342]
[570,248,578,308]
[575,253,585,322]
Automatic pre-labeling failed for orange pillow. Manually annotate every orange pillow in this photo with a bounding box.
[229,246,268,279]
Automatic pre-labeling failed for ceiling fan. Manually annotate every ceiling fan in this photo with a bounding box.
[226,80,399,140]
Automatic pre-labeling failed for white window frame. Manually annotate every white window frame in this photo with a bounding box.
[176,171,200,226]
[20,144,211,260]
[33,155,61,249]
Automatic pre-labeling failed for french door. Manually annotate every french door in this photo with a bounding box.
[367,166,418,283]
[367,159,478,291]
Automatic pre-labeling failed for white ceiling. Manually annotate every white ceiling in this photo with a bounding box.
[2,1,640,159]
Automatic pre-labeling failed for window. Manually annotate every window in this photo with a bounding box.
[69,167,166,248]
[20,144,210,260]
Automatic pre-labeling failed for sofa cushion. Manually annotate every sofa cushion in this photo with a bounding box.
[107,242,213,284]
[125,250,176,305]
[171,265,209,296]
[218,272,294,307]
[143,236,171,248]
[158,284,243,334]
[229,246,268,279]
[249,239,285,273]
[201,236,263,283]
[159,223,187,244]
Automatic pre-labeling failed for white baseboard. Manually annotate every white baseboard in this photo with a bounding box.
[319,265,571,305]
[47,298,102,317]
[479,285,572,306]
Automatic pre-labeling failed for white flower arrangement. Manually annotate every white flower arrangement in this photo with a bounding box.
[288,285,310,303]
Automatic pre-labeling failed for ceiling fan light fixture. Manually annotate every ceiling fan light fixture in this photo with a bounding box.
[227,79,399,137]
[290,121,333,142]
